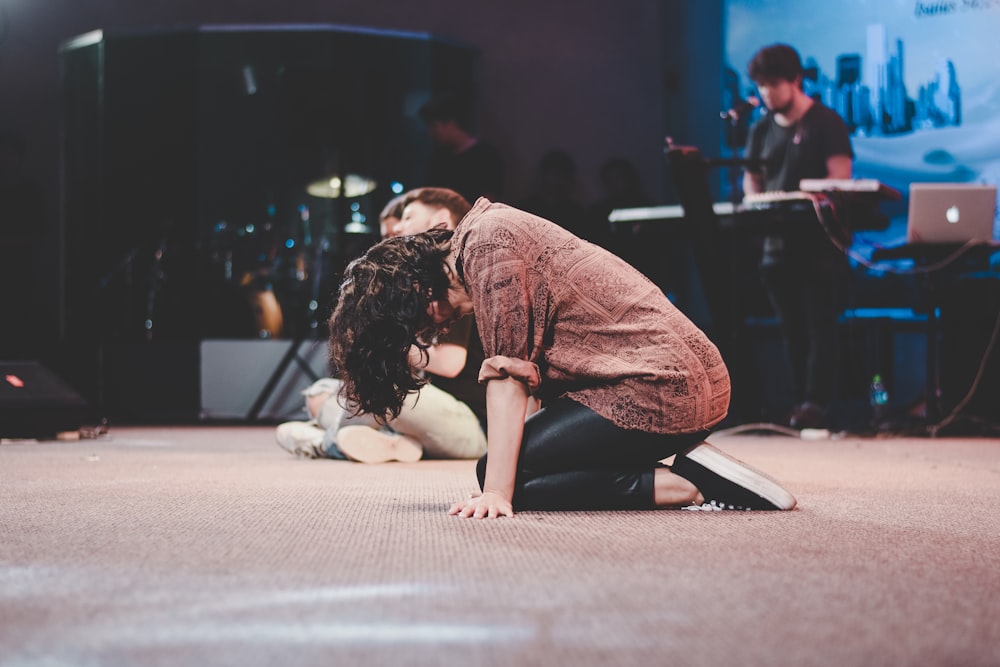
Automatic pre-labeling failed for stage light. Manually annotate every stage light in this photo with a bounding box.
[306,173,377,199]
[344,221,376,235]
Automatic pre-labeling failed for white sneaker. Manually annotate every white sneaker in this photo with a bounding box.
[275,421,327,458]
[335,425,423,463]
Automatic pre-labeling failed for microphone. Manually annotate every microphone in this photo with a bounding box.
[720,96,760,121]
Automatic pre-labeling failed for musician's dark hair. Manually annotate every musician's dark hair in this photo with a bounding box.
[327,229,456,421]
[748,43,803,84]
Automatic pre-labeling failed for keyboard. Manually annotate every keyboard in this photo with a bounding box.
[609,194,819,231]
[610,187,889,232]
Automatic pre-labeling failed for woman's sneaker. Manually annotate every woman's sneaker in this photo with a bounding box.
[335,425,423,464]
[275,421,327,459]
[671,441,797,511]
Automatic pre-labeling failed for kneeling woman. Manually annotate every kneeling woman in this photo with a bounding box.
[328,195,796,518]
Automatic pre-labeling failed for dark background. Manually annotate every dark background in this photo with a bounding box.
[5,1,991,431]
[0,0,725,354]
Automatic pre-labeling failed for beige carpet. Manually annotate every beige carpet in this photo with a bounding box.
[1,426,998,666]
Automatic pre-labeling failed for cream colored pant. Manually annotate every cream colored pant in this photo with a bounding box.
[304,379,487,460]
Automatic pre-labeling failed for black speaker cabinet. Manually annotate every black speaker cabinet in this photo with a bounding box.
[59,25,479,417]
[939,273,1000,426]
[0,360,89,438]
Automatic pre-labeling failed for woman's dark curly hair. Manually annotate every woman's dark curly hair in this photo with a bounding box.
[327,228,457,422]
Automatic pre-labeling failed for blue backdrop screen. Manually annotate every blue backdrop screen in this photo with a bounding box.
[725,0,1000,238]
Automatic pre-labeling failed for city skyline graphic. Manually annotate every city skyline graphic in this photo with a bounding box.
[727,22,962,138]
[724,0,1000,238]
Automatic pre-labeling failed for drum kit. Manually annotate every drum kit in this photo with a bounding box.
[203,172,379,341]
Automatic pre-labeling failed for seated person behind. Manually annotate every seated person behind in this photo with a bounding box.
[276,188,487,463]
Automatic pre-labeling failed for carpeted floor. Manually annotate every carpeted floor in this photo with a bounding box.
[1,426,998,666]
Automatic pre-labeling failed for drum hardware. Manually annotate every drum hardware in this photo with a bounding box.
[239,270,284,339]
[143,236,168,341]
[246,171,377,421]
[305,172,377,199]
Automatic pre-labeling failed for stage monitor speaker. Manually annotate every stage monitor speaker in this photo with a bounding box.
[0,360,89,438]
[199,340,328,421]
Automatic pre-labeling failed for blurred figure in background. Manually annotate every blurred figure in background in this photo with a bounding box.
[419,92,504,204]
[588,157,652,252]
[517,149,588,238]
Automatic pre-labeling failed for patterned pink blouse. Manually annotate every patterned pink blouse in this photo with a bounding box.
[452,198,731,435]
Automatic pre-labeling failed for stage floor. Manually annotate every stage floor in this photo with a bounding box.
[2,426,998,666]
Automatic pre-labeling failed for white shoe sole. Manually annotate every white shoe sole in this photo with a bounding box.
[336,425,423,463]
[682,442,797,510]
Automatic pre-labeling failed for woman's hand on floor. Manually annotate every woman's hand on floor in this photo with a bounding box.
[449,490,513,519]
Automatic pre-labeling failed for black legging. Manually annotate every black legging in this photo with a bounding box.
[476,398,709,511]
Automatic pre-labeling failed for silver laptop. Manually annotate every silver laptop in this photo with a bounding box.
[906,183,997,244]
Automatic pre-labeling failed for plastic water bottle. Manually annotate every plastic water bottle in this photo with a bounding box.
[869,373,889,427]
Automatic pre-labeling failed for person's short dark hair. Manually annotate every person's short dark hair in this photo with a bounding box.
[402,187,472,224]
[379,193,408,223]
[418,92,473,130]
[747,43,803,84]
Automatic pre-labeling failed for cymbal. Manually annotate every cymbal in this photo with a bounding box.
[306,173,377,199]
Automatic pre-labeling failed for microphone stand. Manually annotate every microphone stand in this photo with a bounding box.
[721,107,752,204]
[718,95,762,204]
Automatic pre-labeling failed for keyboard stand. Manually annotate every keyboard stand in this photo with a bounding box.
[870,242,999,426]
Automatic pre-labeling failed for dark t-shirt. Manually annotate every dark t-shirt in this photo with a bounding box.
[429,315,487,428]
[745,102,854,260]
[745,102,853,193]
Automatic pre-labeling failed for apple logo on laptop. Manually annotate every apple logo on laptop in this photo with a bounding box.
[946,205,960,224]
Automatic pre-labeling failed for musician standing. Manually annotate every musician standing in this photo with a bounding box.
[742,43,853,430]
